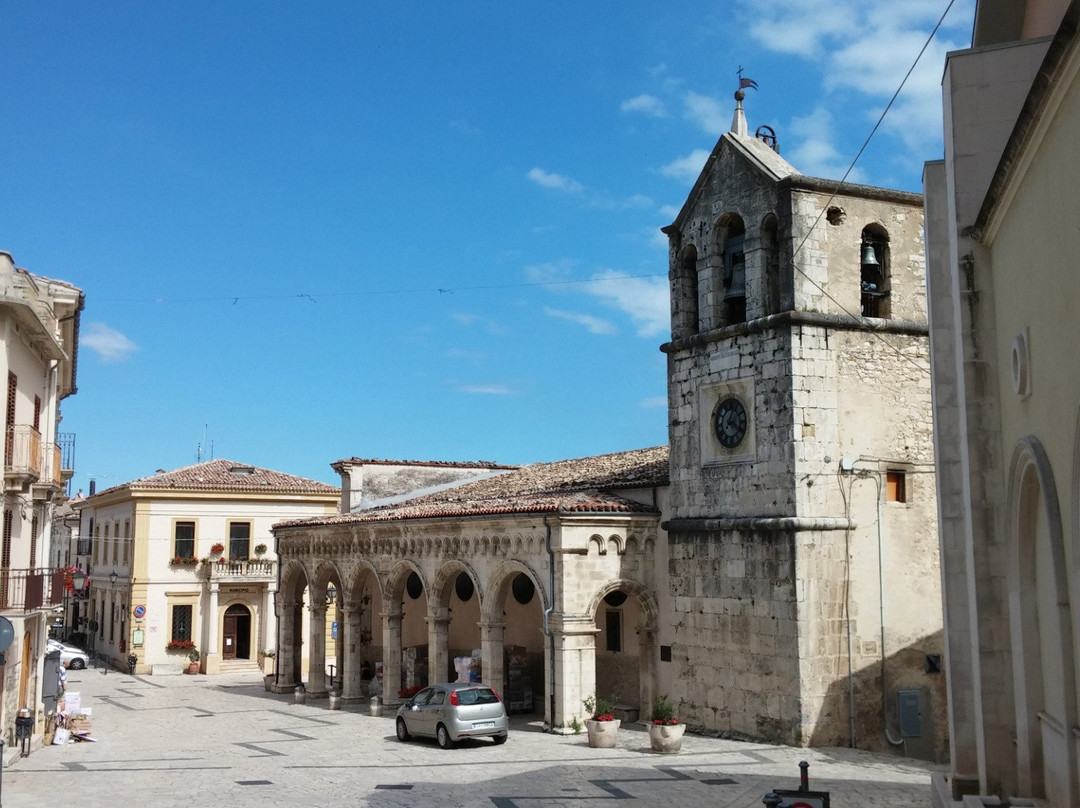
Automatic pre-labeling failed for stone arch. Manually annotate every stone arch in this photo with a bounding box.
[484,560,549,623]
[276,559,311,689]
[1007,436,1077,804]
[672,242,699,339]
[713,212,747,326]
[587,577,661,718]
[431,559,484,609]
[860,222,891,318]
[588,534,606,555]
[760,212,782,315]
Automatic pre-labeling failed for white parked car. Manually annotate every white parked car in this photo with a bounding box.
[47,639,88,670]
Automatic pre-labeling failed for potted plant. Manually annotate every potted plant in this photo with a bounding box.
[187,648,200,675]
[254,543,268,557]
[209,542,225,557]
[648,694,685,753]
[583,693,620,748]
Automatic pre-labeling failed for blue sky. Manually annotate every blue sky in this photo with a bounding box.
[1,1,973,489]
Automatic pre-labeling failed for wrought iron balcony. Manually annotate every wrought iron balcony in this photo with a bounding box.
[0,567,64,613]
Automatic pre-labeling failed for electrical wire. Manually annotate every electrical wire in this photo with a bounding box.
[783,0,961,378]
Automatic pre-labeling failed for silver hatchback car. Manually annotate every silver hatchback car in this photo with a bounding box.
[395,683,509,748]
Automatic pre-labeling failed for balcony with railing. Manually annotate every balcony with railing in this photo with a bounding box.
[201,558,275,584]
[32,442,64,500]
[0,568,64,613]
[4,425,42,491]
[57,432,75,483]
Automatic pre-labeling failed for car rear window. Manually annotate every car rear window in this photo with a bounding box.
[457,687,498,705]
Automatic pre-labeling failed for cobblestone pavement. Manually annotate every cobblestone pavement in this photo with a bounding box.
[3,668,944,808]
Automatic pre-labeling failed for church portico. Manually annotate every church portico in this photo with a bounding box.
[272,452,668,730]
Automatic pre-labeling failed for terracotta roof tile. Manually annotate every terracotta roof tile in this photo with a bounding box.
[91,459,338,498]
[278,446,669,528]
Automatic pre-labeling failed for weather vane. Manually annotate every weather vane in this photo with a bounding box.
[736,65,758,91]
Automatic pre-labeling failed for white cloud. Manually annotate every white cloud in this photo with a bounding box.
[659,149,710,183]
[787,106,867,183]
[621,94,668,117]
[459,384,513,395]
[543,307,618,335]
[81,322,137,362]
[582,270,669,338]
[451,312,508,336]
[525,260,576,287]
[736,0,974,163]
[684,91,727,135]
[527,167,584,194]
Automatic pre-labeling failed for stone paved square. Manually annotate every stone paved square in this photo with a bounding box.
[3,669,944,808]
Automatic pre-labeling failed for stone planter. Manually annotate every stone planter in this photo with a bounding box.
[186,662,199,675]
[585,718,620,748]
[648,722,685,753]
[263,674,274,692]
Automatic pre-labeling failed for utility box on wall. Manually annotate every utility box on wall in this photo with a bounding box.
[898,689,922,737]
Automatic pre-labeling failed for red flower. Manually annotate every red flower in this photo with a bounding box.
[595,713,615,722]
[652,718,680,725]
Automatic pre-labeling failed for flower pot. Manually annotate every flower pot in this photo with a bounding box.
[186,662,199,675]
[648,722,685,753]
[585,718,620,748]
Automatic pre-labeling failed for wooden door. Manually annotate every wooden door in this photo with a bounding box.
[223,612,237,660]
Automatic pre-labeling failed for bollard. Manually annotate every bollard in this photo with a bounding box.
[328,690,341,710]
[294,684,306,705]
[369,696,382,717]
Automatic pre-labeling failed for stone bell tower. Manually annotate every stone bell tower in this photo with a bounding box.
[660,85,946,759]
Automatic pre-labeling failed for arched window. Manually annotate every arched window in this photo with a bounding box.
[673,244,699,338]
[860,224,890,318]
[716,214,746,325]
[761,214,781,316]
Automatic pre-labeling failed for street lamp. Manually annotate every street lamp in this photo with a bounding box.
[325,584,337,605]
[109,571,118,587]
[71,570,87,590]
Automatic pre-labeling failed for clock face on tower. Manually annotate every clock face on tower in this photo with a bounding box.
[714,395,748,449]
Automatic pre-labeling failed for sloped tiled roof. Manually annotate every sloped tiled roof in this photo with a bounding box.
[91,459,339,498]
[278,446,669,528]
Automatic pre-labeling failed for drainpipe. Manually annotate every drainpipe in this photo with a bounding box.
[873,474,905,748]
[542,515,555,730]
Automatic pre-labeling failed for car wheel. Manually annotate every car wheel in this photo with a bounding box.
[396,718,411,742]
[436,724,455,749]
[69,658,85,670]
[493,733,508,745]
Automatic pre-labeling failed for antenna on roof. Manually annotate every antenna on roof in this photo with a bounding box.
[197,423,208,463]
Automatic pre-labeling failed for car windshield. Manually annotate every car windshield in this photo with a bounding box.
[456,687,498,705]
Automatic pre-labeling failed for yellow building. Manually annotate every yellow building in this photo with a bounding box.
[75,460,337,675]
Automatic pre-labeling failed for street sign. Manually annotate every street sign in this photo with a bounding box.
[133,604,147,619]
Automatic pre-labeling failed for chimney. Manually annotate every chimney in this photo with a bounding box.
[89,479,96,496]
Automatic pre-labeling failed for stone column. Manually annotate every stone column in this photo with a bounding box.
[342,607,365,702]
[548,613,599,730]
[205,584,220,674]
[637,627,657,720]
[479,620,505,696]
[382,610,403,700]
[427,609,450,686]
[307,603,328,698]
[276,597,300,692]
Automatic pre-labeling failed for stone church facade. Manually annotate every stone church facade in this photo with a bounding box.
[270,91,946,760]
